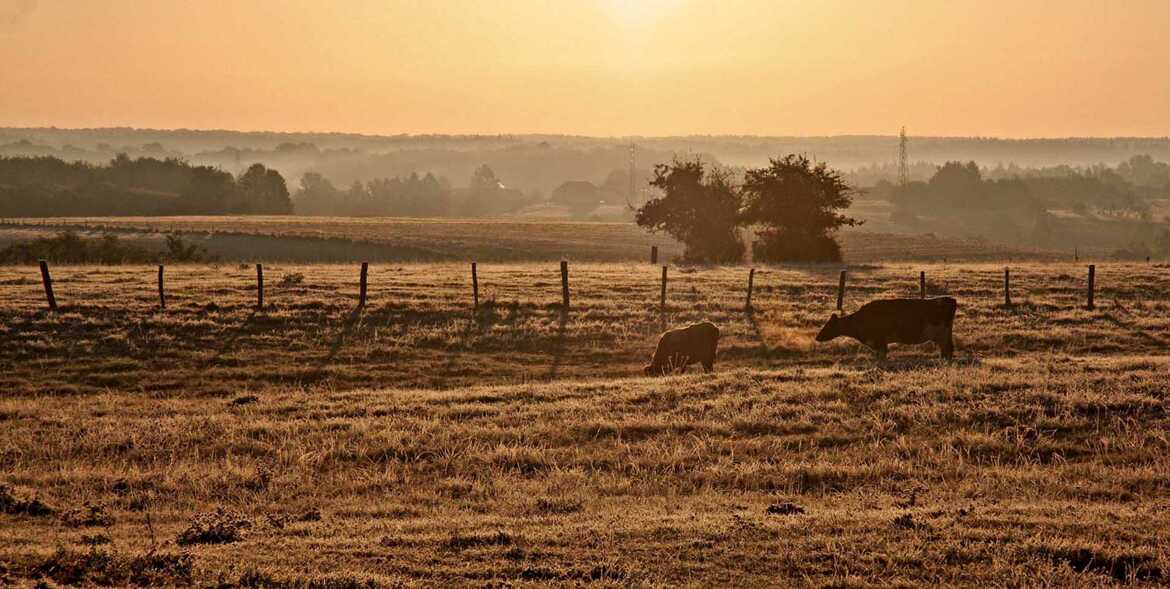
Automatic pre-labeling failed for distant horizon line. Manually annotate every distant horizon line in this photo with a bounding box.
[3,126,1170,142]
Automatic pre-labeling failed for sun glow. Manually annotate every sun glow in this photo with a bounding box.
[603,0,679,28]
[2,0,1169,136]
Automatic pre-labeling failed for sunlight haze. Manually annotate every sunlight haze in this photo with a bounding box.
[2,0,1169,136]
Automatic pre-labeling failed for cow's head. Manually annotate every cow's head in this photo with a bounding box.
[815,314,841,342]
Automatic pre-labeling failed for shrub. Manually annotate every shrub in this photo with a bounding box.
[635,159,744,264]
[740,155,860,263]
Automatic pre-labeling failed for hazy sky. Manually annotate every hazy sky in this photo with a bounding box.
[2,0,1169,137]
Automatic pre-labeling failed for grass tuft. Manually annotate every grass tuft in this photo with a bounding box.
[175,508,251,546]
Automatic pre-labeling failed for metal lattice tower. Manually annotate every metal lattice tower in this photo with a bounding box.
[628,143,636,206]
[897,127,909,187]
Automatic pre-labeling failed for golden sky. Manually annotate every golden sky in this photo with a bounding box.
[2,0,1168,137]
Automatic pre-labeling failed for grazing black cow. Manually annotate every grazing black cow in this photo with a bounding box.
[644,321,720,376]
[815,297,957,360]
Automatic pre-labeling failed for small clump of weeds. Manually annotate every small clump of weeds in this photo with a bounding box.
[61,502,113,528]
[242,465,274,492]
[279,272,305,286]
[29,547,193,587]
[230,395,259,406]
[0,484,53,517]
[264,508,321,529]
[444,530,515,551]
[765,502,806,516]
[176,508,251,546]
[110,480,131,496]
[79,533,112,547]
[532,497,584,515]
[1037,545,1164,583]
[892,513,926,530]
[235,568,383,588]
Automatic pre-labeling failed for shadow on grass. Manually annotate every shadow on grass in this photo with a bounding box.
[866,354,977,373]
[547,309,568,379]
[1100,309,1170,349]
[207,309,258,366]
[744,308,771,357]
[322,306,366,365]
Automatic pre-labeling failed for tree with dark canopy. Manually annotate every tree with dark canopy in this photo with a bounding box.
[236,163,292,214]
[635,159,744,263]
[740,154,860,262]
[0,155,290,217]
[551,180,602,218]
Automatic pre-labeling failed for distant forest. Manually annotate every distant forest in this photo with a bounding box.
[294,165,535,217]
[0,155,290,216]
[871,155,1170,256]
[877,155,1170,218]
[5,128,1170,199]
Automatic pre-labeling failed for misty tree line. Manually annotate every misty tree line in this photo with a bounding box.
[293,165,534,217]
[0,231,208,264]
[0,154,637,219]
[879,154,1169,220]
[0,155,291,217]
[294,164,647,218]
[872,155,1170,257]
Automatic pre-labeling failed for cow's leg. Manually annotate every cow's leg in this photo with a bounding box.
[874,341,888,361]
[702,360,713,373]
[940,333,955,361]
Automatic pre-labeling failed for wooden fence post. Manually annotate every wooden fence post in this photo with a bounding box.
[560,260,570,311]
[470,259,479,311]
[919,270,926,299]
[836,270,846,311]
[1003,267,1011,307]
[650,246,658,265]
[745,268,755,311]
[157,265,166,310]
[359,262,369,307]
[255,263,264,309]
[1087,264,1095,310]
[38,260,57,311]
[660,265,668,312]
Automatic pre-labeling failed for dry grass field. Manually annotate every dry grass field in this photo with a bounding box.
[2,260,1169,586]
[1,216,1059,263]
